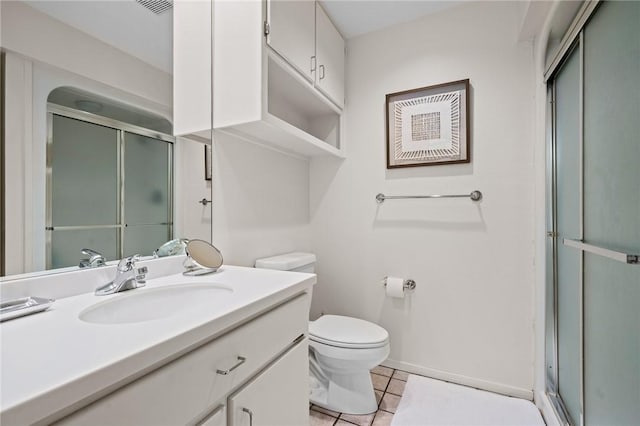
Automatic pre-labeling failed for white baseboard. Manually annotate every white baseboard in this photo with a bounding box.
[534,390,562,426]
[381,358,533,400]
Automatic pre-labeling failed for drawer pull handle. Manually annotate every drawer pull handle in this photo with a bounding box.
[216,356,246,375]
[242,408,253,426]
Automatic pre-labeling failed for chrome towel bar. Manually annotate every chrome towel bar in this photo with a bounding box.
[376,190,482,203]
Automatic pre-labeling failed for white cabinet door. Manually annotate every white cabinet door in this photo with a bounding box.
[173,0,211,136]
[198,404,226,426]
[267,0,316,82]
[228,339,309,426]
[315,3,345,108]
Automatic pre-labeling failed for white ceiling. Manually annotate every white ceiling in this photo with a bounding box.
[25,0,173,73]
[320,0,462,39]
[24,0,463,74]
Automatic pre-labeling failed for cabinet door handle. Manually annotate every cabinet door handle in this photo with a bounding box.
[216,356,246,375]
[319,64,325,80]
[242,408,253,426]
[310,56,316,73]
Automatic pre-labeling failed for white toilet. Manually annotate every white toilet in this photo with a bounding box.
[255,252,390,415]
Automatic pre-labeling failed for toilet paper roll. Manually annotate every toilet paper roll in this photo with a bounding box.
[386,276,405,299]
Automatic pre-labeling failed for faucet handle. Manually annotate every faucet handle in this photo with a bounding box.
[117,254,141,272]
[79,248,106,268]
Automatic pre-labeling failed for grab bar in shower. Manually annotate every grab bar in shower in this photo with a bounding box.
[375,190,482,204]
[563,238,639,265]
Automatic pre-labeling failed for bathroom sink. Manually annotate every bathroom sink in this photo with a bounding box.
[79,283,233,324]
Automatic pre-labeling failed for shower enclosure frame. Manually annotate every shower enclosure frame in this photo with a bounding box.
[544,2,594,422]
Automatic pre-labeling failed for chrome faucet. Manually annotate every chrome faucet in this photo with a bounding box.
[95,255,148,296]
[79,248,106,268]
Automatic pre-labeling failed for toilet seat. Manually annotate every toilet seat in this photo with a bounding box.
[310,315,389,349]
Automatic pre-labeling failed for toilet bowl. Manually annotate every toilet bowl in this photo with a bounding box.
[309,315,390,414]
[254,252,391,415]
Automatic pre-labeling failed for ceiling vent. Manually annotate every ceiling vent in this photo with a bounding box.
[136,0,173,15]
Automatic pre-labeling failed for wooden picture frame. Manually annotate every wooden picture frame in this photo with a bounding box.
[385,79,470,168]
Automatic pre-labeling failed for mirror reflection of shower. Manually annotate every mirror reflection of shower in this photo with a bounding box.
[46,87,175,269]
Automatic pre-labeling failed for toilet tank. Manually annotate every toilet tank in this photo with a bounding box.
[254,252,316,273]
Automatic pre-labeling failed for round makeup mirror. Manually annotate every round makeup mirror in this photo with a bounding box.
[183,239,223,276]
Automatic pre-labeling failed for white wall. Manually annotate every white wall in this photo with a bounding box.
[174,137,213,243]
[212,133,312,267]
[310,2,537,398]
[0,1,171,108]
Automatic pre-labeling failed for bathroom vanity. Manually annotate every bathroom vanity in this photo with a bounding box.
[0,260,315,425]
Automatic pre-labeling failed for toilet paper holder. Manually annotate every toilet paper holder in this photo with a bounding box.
[383,277,416,290]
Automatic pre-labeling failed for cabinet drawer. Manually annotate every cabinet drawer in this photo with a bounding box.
[228,338,309,426]
[56,293,310,426]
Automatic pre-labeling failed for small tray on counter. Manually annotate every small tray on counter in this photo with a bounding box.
[0,297,55,322]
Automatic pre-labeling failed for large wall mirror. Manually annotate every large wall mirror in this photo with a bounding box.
[1,1,213,279]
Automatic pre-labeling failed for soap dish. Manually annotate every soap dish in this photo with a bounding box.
[0,297,55,322]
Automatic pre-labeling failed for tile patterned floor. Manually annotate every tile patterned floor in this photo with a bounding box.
[309,366,406,426]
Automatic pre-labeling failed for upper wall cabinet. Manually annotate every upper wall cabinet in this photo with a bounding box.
[173,0,212,138]
[314,3,345,109]
[266,0,345,109]
[174,0,346,159]
[266,0,315,83]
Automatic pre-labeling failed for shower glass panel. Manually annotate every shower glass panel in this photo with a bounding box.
[123,132,171,256]
[123,224,171,257]
[124,132,170,224]
[583,1,640,424]
[51,115,118,226]
[50,115,119,268]
[554,45,582,426]
[50,228,118,270]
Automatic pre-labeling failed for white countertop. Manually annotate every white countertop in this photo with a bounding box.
[0,265,315,425]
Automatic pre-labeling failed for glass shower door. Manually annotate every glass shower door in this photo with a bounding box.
[49,115,119,268]
[48,108,175,268]
[554,44,582,426]
[123,132,172,256]
[582,1,640,424]
[549,2,640,425]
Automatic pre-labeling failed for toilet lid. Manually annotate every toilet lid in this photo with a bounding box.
[309,315,389,349]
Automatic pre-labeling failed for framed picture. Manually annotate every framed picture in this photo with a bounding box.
[204,144,212,181]
[385,79,470,168]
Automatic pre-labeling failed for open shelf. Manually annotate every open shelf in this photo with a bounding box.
[217,52,344,159]
[267,54,341,151]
